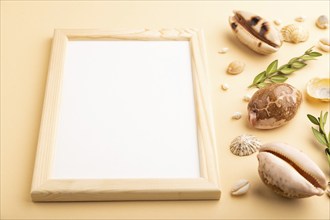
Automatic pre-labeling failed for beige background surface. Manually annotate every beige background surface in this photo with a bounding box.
[1,0,329,219]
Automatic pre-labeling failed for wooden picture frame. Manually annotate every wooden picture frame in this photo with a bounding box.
[31,29,220,202]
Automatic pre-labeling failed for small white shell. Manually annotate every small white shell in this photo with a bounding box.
[318,37,330,52]
[281,24,309,43]
[221,83,229,91]
[295,16,306,22]
[231,179,250,196]
[232,112,242,120]
[273,19,282,26]
[230,134,261,156]
[306,78,330,102]
[227,60,245,75]
[218,47,229,54]
[316,15,329,29]
[243,94,251,102]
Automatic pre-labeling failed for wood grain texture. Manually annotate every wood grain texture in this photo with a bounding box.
[31,28,220,202]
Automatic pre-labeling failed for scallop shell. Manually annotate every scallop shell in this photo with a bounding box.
[257,142,327,198]
[229,10,282,55]
[230,134,261,156]
[281,24,309,43]
[316,15,329,29]
[306,78,330,102]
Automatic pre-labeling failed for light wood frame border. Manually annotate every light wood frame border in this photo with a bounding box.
[31,29,220,202]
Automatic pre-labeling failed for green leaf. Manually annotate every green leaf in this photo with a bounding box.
[270,75,288,83]
[319,111,325,133]
[307,114,320,125]
[291,61,307,69]
[312,127,327,146]
[309,51,322,57]
[288,57,299,64]
[301,55,316,60]
[278,64,289,70]
[256,82,270,88]
[266,60,278,75]
[279,67,296,74]
[253,71,266,84]
[323,111,328,124]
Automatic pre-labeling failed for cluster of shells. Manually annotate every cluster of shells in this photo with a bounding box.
[226,10,329,199]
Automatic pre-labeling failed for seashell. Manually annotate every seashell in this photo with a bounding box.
[318,37,330,52]
[231,179,250,196]
[248,83,302,129]
[243,94,251,102]
[281,24,309,43]
[306,78,330,102]
[230,134,261,156]
[227,60,245,74]
[257,142,327,198]
[229,10,283,55]
[295,16,306,22]
[221,83,229,91]
[218,47,229,54]
[316,15,329,29]
[273,19,282,26]
[327,182,330,197]
[232,112,242,120]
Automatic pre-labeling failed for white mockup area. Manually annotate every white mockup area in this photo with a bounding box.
[51,40,200,179]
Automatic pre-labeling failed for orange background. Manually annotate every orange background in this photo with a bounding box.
[1,1,329,219]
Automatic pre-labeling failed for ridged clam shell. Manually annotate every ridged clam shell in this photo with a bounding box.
[257,142,327,198]
[281,24,309,43]
[230,134,261,156]
[229,10,282,55]
[306,78,330,102]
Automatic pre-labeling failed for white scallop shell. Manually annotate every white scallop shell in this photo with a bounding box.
[306,78,330,102]
[230,134,261,156]
[281,24,309,43]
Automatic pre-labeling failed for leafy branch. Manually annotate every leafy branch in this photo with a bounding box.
[249,47,322,88]
[307,111,330,166]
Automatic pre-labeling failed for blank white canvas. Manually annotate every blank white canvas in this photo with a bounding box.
[51,40,200,179]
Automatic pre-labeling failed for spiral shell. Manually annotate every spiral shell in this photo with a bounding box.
[281,24,309,43]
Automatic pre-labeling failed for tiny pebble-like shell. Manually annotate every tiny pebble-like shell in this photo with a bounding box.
[318,37,330,52]
[230,134,261,156]
[273,19,282,26]
[227,60,245,75]
[231,179,250,196]
[243,94,251,102]
[281,24,309,43]
[232,112,242,120]
[316,15,329,29]
[295,16,306,22]
[221,83,229,91]
[218,47,229,54]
